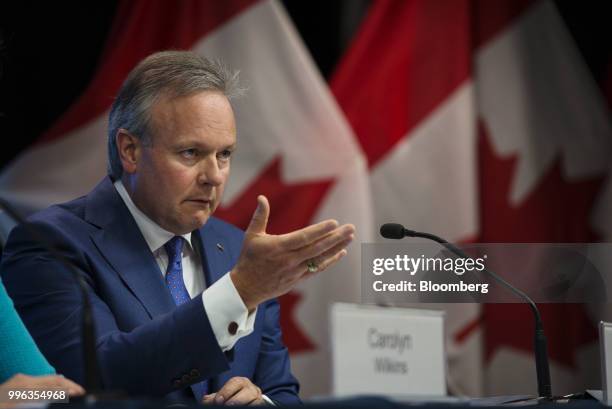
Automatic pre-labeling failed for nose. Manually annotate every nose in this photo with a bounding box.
[197,156,224,186]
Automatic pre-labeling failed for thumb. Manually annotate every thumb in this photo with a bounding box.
[246,195,269,234]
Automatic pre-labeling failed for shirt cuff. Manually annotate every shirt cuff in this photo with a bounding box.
[261,395,276,406]
[201,273,256,351]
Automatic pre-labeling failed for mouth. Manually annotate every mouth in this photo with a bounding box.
[185,198,213,207]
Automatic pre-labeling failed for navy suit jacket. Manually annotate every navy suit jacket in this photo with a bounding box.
[1,177,300,403]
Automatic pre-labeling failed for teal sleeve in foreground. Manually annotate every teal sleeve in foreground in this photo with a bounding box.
[0,279,55,383]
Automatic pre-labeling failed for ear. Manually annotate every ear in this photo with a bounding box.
[116,129,141,174]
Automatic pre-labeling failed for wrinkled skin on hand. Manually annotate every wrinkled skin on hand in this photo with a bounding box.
[202,376,263,406]
[230,195,355,311]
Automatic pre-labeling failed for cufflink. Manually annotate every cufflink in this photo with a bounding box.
[216,243,224,252]
[228,321,238,335]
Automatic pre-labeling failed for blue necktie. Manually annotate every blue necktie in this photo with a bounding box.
[164,236,209,400]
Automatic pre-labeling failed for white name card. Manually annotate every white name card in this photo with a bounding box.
[600,321,612,404]
[331,303,446,398]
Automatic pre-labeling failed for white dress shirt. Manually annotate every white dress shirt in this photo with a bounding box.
[114,180,256,351]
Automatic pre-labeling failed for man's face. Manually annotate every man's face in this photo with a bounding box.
[125,91,236,235]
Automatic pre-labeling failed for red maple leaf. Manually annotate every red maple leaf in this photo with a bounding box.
[215,156,334,354]
[277,291,315,354]
[476,121,603,369]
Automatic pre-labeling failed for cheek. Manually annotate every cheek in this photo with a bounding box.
[166,167,197,192]
[144,157,188,189]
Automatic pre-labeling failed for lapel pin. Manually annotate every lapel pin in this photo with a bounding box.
[216,243,224,252]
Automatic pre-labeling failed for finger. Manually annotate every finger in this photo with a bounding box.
[245,195,270,235]
[58,377,85,396]
[303,249,348,279]
[300,236,353,272]
[248,387,263,406]
[202,393,216,405]
[278,220,340,250]
[224,386,260,406]
[215,377,247,404]
[294,225,354,263]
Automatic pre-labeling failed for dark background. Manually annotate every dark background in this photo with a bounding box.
[1,0,611,171]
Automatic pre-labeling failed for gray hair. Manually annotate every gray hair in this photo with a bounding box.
[107,50,242,179]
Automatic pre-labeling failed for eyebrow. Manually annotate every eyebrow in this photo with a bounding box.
[173,141,237,151]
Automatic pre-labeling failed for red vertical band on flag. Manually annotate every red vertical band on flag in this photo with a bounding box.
[331,0,471,168]
[40,0,257,144]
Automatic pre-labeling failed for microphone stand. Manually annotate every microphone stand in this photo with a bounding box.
[381,224,552,399]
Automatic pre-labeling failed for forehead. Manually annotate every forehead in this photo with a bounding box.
[148,91,236,145]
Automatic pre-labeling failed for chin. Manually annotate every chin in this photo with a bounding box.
[193,213,211,228]
[171,216,207,235]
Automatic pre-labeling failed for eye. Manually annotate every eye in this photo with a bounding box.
[217,149,233,161]
[180,149,197,159]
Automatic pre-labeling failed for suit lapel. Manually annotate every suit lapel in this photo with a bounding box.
[86,178,175,318]
[194,223,233,286]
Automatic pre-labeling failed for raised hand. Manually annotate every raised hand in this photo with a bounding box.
[230,195,355,310]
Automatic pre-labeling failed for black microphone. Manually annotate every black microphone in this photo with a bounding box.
[0,198,101,394]
[380,223,552,399]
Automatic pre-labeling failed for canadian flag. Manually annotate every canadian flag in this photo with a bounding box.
[332,0,612,397]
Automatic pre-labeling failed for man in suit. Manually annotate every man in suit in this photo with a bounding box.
[1,51,355,405]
